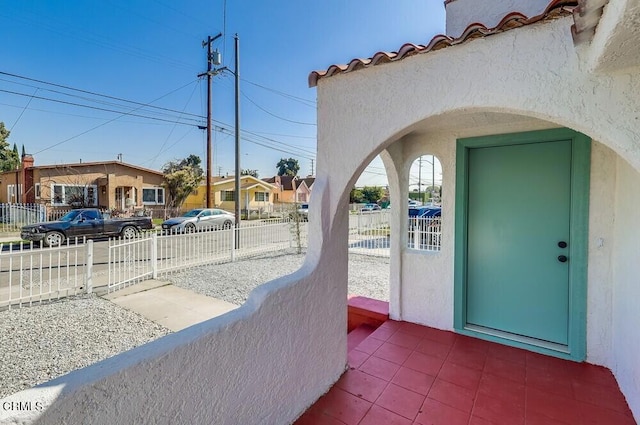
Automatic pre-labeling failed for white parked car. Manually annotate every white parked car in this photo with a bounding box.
[161,208,235,233]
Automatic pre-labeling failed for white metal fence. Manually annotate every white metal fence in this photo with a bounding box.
[348,211,391,257]
[408,217,442,251]
[0,239,93,310]
[0,212,441,309]
[0,203,47,232]
[107,220,307,292]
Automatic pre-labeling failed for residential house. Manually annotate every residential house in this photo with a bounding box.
[0,155,166,211]
[182,175,277,214]
[264,175,314,204]
[3,0,639,424]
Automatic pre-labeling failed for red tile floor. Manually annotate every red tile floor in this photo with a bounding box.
[295,320,637,425]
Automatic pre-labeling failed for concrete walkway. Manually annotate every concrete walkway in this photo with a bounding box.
[102,280,239,332]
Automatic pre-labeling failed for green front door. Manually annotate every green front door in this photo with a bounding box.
[466,140,572,345]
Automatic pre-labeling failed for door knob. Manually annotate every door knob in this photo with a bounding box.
[558,241,567,248]
[558,255,568,263]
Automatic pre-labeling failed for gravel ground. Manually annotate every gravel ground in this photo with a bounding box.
[0,295,170,399]
[166,250,390,305]
[0,251,389,398]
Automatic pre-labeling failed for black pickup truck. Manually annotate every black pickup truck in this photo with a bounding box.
[21,208,154,246]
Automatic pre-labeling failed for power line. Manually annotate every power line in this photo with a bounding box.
[241,78,316,107]
[0,71,204,120]
[32,83,206,155]
[240,90,316,126]
[0,88,201,127]
[9,88,38,131]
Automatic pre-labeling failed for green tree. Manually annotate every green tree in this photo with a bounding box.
[276,157,300,176]
[162,155,204,208]
[0,122,19,171]
[349,188,365,203]
[241,169,259,178]
[361,186,384,203]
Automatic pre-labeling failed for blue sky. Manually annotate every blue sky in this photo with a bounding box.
[1,1,445,186]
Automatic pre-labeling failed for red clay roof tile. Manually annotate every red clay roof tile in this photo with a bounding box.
[309,0,578,88]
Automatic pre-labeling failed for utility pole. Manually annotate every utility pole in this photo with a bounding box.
[432,154,436,203]
[310,159,314,176]
[418,156,422,203]
[234,34,241,248]
[199,33,222,208]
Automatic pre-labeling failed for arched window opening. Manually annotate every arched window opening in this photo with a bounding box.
[408,155,442,251]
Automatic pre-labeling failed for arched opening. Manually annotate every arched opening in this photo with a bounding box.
[408,155,442,251]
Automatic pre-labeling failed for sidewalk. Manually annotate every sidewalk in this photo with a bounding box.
[101,280,239,331]
[0,232,22,244]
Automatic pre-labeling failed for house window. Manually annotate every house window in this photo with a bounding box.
[7,184,23,203]
[221,190,235,202]
[35,183,41,199]
[142,187,165,205]
[255,192,268,202]
[51,184,98,207]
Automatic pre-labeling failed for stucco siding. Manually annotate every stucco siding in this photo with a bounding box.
[586,141,616,365]
[611,157,640,420]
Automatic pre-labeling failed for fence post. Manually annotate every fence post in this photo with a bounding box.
[151,232,158,279]
[231,228,236,262]
[86,240,93,294]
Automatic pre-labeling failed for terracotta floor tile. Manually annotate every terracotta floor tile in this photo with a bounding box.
[427,378,476,413]
[359,404,412,425]
[369,325,397,342]
[415,338,452,359]
[453,335,492,353]
[487,343,527,365]
[477,373,525,406]
[373,341,414,365]
[446,346,487,371]
[359,355,401,381]
[483,356,526,384]
[348,325,376,352]
[572,380,633,415]
[398,322,430,338]
[526,387,582,425]
[347,349,370,369]
[577,400,637,425]
[525,352,571,376]
[415,398,470,425]
[387,331,422,350]
[526,367,574,398]
[403,351,444,376]
[568,362,620,388]
[379,320,403,331]
[525,411,572,425]
[390,366,435,395]
[294,406,347,425]
[438,361,482,390]
[472,391,524,425]
[298,321,635,425]
[315,387,372,425]
[375,383,425,420]
[422,327,457,346]
[336,369,389,403]
[356,336,385,355]
[468,415,496,425]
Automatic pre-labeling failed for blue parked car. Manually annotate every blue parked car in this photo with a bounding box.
[408,206,441,218]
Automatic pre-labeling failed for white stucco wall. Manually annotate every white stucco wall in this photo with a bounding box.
[315,16,640,420]
[0,178,349,425]
[445,0,551,37]
[586,141,616,365]
[611,157,640,417]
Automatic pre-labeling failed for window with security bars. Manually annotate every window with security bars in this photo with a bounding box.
[221,190,235,201]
